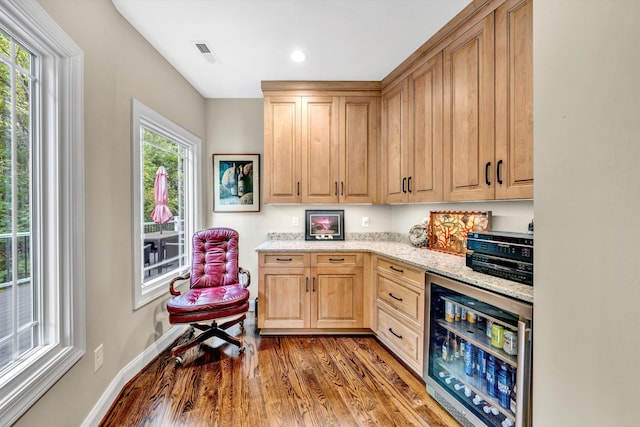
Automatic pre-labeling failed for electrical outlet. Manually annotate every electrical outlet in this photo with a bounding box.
[362,216,369,227]
[291,216,299,227]
[94,344,104,372]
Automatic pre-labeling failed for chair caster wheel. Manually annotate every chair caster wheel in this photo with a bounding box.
[175,356,183,365]
[238,347,245,354]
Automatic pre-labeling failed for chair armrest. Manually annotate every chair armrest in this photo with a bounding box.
[169,272,190,296]
[238,267,250,288]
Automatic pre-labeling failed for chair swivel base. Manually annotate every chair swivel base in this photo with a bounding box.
[172,314,246,363]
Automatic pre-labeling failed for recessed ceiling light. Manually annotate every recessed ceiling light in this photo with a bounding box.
[290,50,306,63]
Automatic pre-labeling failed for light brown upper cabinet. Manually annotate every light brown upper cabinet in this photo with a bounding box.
[443,0,533,201]
[381,52,444,203]
[443,13,496,201]
[262,82,379,204]
[495,0,533,199]
[263,96,301,203]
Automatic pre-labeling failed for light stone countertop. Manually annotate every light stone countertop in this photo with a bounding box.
[255,233,533,304]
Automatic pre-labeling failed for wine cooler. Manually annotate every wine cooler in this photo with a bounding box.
[424,273,532,427]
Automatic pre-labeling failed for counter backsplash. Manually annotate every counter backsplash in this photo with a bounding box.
[267,231,409,243]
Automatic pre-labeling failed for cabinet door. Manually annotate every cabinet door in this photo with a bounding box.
[340,96,378,203]
[381,78,409,203]
[263,96,301,203]
[443,14,495,201]
[408,52,444,202]
[312,267,363,329]
[495,0,533,199]
[301,97,340,203]
[258,267,310,329]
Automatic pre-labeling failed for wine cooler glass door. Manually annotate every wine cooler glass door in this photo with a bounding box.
[425,275,532,427]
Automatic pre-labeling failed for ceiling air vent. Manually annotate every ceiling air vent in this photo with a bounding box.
[193,41,220,64]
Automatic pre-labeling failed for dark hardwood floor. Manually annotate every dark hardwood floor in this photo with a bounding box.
[99,313,459,427]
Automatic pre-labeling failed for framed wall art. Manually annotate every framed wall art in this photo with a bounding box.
[429,210,491,256]
[212,153,260,212]
[305,210,344,241]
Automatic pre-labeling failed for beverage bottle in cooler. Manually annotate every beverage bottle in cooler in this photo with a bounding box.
[464,341,475,376]
[476,347,487,379]
[486,355,497,397]
[498,362,512,409]
[442,332,451,363]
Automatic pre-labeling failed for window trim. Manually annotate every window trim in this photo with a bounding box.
[0,0,85,424]
[131,99,201,309]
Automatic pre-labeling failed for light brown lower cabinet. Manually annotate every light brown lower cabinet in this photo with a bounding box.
[258,252,365,334]
[258,251,426,375]
[373,255,426,375]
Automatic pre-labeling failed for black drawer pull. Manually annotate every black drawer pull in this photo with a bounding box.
[389,265,404,273]
[329,258,345,262]
[306,277,309,292]
[276,258,293,262]
[388,293,403,302]
[388,328,403,339]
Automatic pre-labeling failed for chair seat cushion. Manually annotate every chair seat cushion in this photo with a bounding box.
[167,284,250,323]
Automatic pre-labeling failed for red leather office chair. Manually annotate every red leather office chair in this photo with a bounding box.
[166,228,250,363]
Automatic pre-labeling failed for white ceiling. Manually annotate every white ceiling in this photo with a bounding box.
[112,0,471,98]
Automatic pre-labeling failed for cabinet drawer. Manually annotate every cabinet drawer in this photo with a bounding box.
[377,274,424,324]
[312,252,363,268]
[376,307,423,371]
[259,252,309,268]
[375,256,424,287]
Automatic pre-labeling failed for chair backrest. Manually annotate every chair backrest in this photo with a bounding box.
[190,228,239,289]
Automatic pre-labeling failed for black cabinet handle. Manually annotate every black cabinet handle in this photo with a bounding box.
[497,159,503,185]
[341,181,344,196]
[329,258,345,262]
[334,181,338,196]
[485,162,491,186]
[312,277,315,292]
[306,277,309,292]
[408,176,412,193]
[389,265,404,273]
[276,257,293,262]
[297,182,300,196]
[389,293,403,302]
[389,328,403,339]
[402,177,407,193]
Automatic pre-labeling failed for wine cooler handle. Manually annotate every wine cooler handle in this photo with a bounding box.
[516,320,529,427]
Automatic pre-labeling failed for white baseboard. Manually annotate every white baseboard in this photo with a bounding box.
[81,325,188,427]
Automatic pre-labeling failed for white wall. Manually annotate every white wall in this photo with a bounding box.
[16,1,206,426]
[533,1,640,425]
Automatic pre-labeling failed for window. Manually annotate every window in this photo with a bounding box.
[132,99,200,309]
[0,0,84,424]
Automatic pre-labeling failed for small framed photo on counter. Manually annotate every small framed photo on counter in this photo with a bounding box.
[305,210,344,241]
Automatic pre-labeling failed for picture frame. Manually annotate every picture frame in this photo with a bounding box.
[212,154,260,212]
[305,210,345,241]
